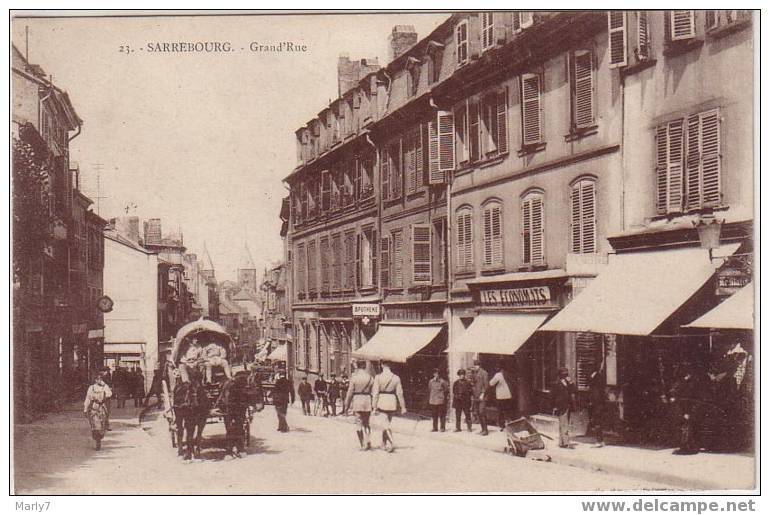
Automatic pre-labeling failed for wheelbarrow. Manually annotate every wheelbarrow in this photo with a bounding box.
[503,417,553,457]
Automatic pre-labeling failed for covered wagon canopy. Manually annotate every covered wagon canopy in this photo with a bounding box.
[171,318,233,364]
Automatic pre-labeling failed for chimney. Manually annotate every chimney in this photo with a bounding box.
[144,218,162,245]
[127,216,141,244]
[338,53,380,97]
[389,25,418,61]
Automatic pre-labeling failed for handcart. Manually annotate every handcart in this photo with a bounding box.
[503,417,551,457]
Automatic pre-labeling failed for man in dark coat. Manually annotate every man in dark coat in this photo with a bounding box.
[670,363,703,454]
[452,369,473,432]
[273,369,295,432]
[133,369,146,407]
[144,366,165,409]
[587,363,607,447]
[428,369,449,432]
[314,374,329,416]
[328,374,341,417]
[297,376,313,415]
[471,361,489,435]
[553,367,577,448]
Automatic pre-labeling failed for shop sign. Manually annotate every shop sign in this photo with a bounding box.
[478,286,552,308]
[717,266,751,296]
[72,323,88,334]
[352,304,380,317]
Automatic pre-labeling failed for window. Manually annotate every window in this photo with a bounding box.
[380,235,390,287]
[344,230,356,290]
[706,10,751,32]
[359,226,377,288]
[522,191,545,265]
[481,13,495,51]
[469,100,480,162]
[521,73,543,146]
[608,12,628,68]
[407,59,420,97]
[433,218,447,284]
[391,228,404,287]
[428,111,455,184]
[331,233,342,290]
[454,102,468,164]
[482,201,503,268]
[404,127,424,194]
[512,12,534,34]
[382,142,402,200]
[321,171,331,212]
[427,45,444,84]
[381,145,390,202]
[575,332,603,391]
[307,240,317,294]
[668,10,696,41]
[412,224,432,284]
[455,207,474,272]
[482,89,509,156]
[456,20,468,65]
[569,50,595,129]
[320,236,330,294]
[533,333,558,391]
[358,155,375,199]
[570,178,597,254]
[296,243,306,297]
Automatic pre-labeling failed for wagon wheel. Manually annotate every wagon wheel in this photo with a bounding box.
[242,416,251,450]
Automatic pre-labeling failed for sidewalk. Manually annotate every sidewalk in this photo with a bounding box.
[288,404,755,491]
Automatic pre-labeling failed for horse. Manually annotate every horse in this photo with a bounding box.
[172,375,210,460]
[216,372,263,457]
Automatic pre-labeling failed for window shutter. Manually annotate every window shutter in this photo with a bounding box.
[512,12,521,33]
[637,11,650,60]
[371,229,378,287]
[307,240,317,293]
[573,50,595,128]
[456,210,473,271]
[380,236,390,288]
[321,171,331,211]
[412,224,432,284]
[456,212,466,270]
[355,233,362,289]
[496,88,509,154]
[415,126,425,187]
[576,332,602,391]
[581,181,596,254]
[522,199,532,264]
[437,110,455,179]
[428,119,440,183]
[608,11,628,68]
[456,21,468,65]
[491,205,503,266]
[655,125,669,215]
[521,73,542,145]
[686,113,702,210]
[671,10,695,40]
[481,12,494,50]
[700,110,721,207]
[666,120,685,213]
[570,186,581,253]
[320,237,330,293]
[483,206,493,266]
[705,11,718,31]
[392,230,404,287]
[391,142,403,199]
[469,100,480,162]
[345,231,356,289]
[455,103,468,163]
[405,135,417,195]
[380,147,390,201]
[531,195,544,264]
[332,234,342,290]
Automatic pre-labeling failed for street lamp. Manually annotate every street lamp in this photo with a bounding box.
[694,214,723,261]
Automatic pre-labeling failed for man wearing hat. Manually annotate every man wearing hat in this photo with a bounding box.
[553,367,577,448]
[345,360,375,450]
[471,360,489,435]
[428,368,449,432]
[452,369,473,432]
[297,375,314,416]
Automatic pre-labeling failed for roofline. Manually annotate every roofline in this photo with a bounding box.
[103,231,157,255]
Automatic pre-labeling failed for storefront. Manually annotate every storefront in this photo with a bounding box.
[450,271,571,419]
[103,342,146,371]
[352,300,447,415]
[541,242,746,446]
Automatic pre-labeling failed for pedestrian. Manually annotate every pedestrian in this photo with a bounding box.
[132,368,145,407]
[328,374,341,416]
[144,366,164,409]
[452,369,473,433]
[340,373,350,415]
[471,361,489,435]
[344,360,374,450]
[587,362,606,448]
[273,369,295,432]
[428,368,449,432]
[372,361,406,452]
[553,367,577,448]
[114,366,128,408]
[298,376,314,416]
[670,363,703,455]
[83,371,113,450]
[101,367,114,430]
[314,374,329,416]
[489,363,515,430]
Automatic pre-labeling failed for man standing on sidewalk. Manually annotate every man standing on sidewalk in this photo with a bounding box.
[328,374,341,417]
[428,369,449,432]
[452,369,473,432]
[554,367,577,448]
[314,374,329,417]
[489,363,515,430]
[273,369,295,432]
[471,361,489,435]
[297,376,313,416]
[344,361,374,450]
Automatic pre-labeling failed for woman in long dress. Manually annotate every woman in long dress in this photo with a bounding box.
[83,372,113,450]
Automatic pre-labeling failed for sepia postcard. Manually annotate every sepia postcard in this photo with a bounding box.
[10,9,758,498]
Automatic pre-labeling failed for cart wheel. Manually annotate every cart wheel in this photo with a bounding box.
[513,442,528,457]
[242,419,250,449]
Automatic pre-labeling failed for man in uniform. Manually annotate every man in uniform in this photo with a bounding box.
[273,369,295,432]
[373,361,407,452]
[344,361,374,450]
[470,361,490,435]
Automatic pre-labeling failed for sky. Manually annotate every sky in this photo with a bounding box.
[12,11,447,281]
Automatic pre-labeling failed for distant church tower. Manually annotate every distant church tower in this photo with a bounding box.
[238,243,257,293]
[201,242,216,283]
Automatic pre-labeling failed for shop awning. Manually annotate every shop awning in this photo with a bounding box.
[451,313,549,355]
[104,343,145,355]
[352,323,444,363]
[684,282,754,330]
[540,244,740,336]
[267,344,287,361]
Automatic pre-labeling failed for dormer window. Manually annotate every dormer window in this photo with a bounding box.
[512,12,534,34]
[481,13,494,51]
[456,20,469,66]
[406,56,421,97]
[426,40,444,84]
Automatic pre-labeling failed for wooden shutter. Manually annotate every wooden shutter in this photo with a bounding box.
[405,135,417,195]
[355,233,362,289]
[482,203,502,267]
[671,11,695,40]
[576,332,602,391]
[483,206,493,266]
[380,146,390,201]
[687,110,721,210]
[456,21,468,65]
[456,210,473,271]
[573,50,594,128]
[412,224,432,284]
[667,120,685,213]
[580,181,596,254]
[469,100,480,162]
[496,88,509,154]
[514,12,533,32]
[392,230,404,287]
[415,126,425,187]
[455,103,468,163]
[320,236,330,293]
[521,73,542,145]
[297,243,306,295]
[522,199,532,263]
[379,235,390,287]
[686,114,702,210]
[437,110,455,179]
[531,195,544,264]
[608,11,628,68]
[637,11,650,60]
[428,119,440,183]
[332,233,342,290]
[481,13,494,50]
[307,240,317,293]
[512,12,521,33]
[371,229,378,287]
[570,186,581,253]
[391,142,403,199]
[655,125,670,215]
[345,231,356,289]
[321,171,331,211]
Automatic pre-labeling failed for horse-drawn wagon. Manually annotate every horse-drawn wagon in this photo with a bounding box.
[163,318,263,460]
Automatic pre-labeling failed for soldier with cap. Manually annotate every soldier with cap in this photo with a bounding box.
[372,361,406,452]
[344,360,374,450]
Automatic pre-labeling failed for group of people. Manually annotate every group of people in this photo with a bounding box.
[297,373,349,417]
[179,337,233,384]
[102,366,146,408]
